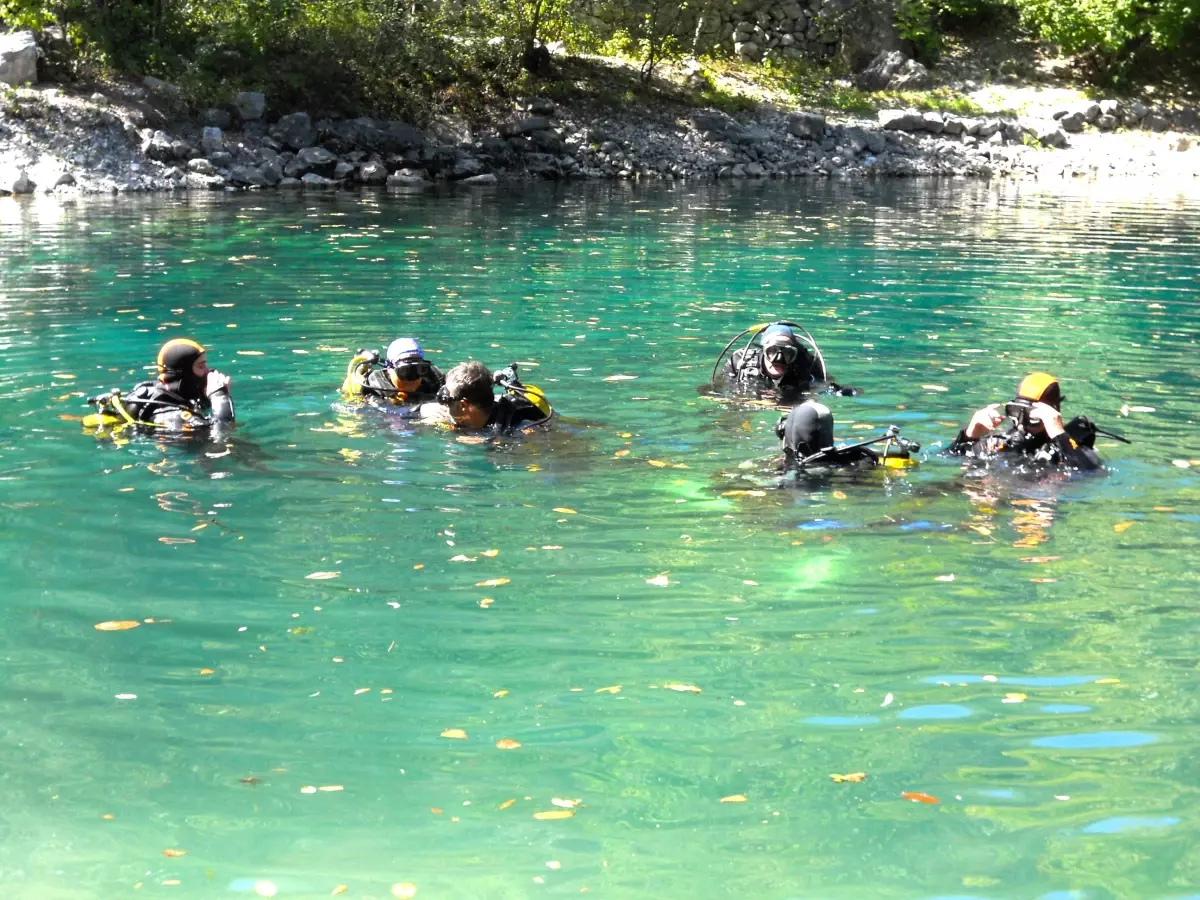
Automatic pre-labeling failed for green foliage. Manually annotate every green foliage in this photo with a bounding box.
[0,0,55,30]
[895,0,943,64]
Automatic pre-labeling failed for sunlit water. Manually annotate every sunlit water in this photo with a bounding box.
[1,181,1198,900]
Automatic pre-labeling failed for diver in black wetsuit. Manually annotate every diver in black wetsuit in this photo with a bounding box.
[341,337,444,406]
[945,373,1113,472]
[778,400,918,472]
[417,361,552,434]
[92,338,235,434]
[717,322,855,403]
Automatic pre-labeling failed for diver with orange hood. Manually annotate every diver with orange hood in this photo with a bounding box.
[945,372,1123,471]
[85,338,235,434]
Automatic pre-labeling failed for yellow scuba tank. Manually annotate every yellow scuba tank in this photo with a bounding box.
[511,383,552,418]
[82,391,138,433]
[340,351,378,398]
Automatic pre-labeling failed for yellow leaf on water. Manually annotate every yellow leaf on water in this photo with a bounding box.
[646,573,670,587]
[553,507,577,514]
[441,729,468,740]
[319,785,343,792]
[305,571,340,580]
[603,374,638,382]
[392,883,418,899]
[1114,521,1135,533]
[1095,677,1121,684]
[236,350,264,356]
[664,683,702,693]
[476,578,510,587]
[481,549,500,557]
[496,738,521,750]
[449,554,476,562]
[1002,693,1026,703]
[199,668,215,675]
[533,809,574,820]
[648,459,670,468]
[497,799,516,810]
[935,574,955,582]
[95,620,141,631]
[720,794,747,803]
[478,598,494,608]
[833,490,847,500]
[300,786,317,794]
[162,848,187,857]
[922,385,949,392]
[830,773,867,783]
[430,807,443,814]
[595,685,621,694]
[613,449,630,457]
[493,690,508,698]
[354,688,370,695]
[552,798,580,808]
[158,536,195,545]
[332,887,349,896]
[413,564,424,570]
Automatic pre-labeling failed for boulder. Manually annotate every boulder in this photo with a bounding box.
[856,50,906,91]
[296,146,338,173]
[202,108,232,129]
[142,75,182,99]
[187,158,217,175]
[734,41,761,60]
[1058,111,1085,133]
[386,172,426,188]
[426,113,472,146]
[1099,98,1123,117]
[744,161,766,177]
[0,31,39,85]
[322,117,424,153]
[1143,113,1170,132]
[209,150,234,168]
[942,116,966,135]
[528,97,556,115]
[879,109,923,131]
[301,172,337,188]
[499,116,552,138]
[0,168,35,194]
[921,111,945,134]
[530,129,563,153]
[235,91,266,121]
[260,160,283,185]
[142,130,176,162]
[201,126,224,154]
[787,110,826,141]
[1095,114,1118,131]
[274,112,317,151]
[228,165,270,187]
[447,156,485,180]
[889,59,932,90]
[357,159,388,184]
[976,118,1003,138]
[694,109,741,140]
[278,177,302,189]
[1082,102,1101,123]
[1176,107,1200,132]
[184,171,225,190]
[1124,101,1148,125]
[461,173,498,185]
[333,161,356,180]
[1037,125,1068,149]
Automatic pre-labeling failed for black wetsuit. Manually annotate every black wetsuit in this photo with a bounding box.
[945,416,1102,471]
[487,394,550,433]
[782,445,882,473]
[121,381,235,433]
[723,346,854,400]
[360,366,444,405]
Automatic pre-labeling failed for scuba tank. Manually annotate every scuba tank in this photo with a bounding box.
[493,363,553,422]
[340,349,379,398]
[81,389,141,434]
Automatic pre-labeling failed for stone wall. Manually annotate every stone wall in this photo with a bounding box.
[723,0,841,62]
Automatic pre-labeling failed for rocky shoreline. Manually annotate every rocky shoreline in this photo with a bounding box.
[1,50,1198,197]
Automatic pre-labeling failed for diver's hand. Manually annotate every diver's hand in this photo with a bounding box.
[1031,402,1064,438]
[965,404,1005,439]
[206,370,231,396]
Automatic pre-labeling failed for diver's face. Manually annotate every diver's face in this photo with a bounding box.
[449,398,489,430]
[192,353,210,377]
[390,361,426,393]
[763,343,796,378]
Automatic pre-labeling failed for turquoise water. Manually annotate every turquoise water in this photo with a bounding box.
[1,181,1198,900]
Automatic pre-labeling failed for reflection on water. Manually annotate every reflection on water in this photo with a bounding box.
[0,180,1198,899]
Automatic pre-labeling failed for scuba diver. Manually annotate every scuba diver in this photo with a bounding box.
[944,372,1124,472]
[778,400,919,472]
[713,322,855,403]
[340,337,444,406]
[418,361,553,434]
[83,338,234,435]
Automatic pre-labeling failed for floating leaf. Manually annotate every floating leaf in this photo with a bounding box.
[881,692,894,708]
[162,849,187,857]
[496,738,521,750]
[533,809,574,820]
[158,537,196,545]
[595,685,621,694]
[449,554,476,562]
[613,449,630,457]
[921,385,949,392]
[481,549,500,557]
[646,573,670,587]
[497,799,516,810]
[1002,693,1026,703]
[901,791,939,804]
[1019,555,1061,564]
[493,689,508,698]
[935,574,955,582]
[319,785,344,792]
[332,887,349,896]
[430,807,443,814]
[553,507,577,515]
[306,571,340,580]
[1113,521,1135,533]
[1095,677,1121,684]
[719,794,747,803]
[476,578,510,587]
[392,883,418,899]
[478,598,494,608]
[647,459,670,468]
[441,729,468,740]
[832,490,847,500]
[541,544,563,551]
[830,773,867,783]
[199,668,215,675]
[602,374,638,382]
[551,798,580,808]
[354,688,370,695]
[664,683,701,693]
[95,620,141,631]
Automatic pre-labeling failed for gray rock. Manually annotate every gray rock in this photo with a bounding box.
[54,171,76,187]
[0,168,35,194]
[278,177,302,189]
[301,172,337,188]
[977,118,1003,138]
[1176,107,1200,132]
[922,111,945,134]
[736,125,773,144]
[357,159,388,184]
[386,172,426,188]
[260,161,283,185]
[1037,125,1069,149]
[942,116,965,135]
[201,126,224,153]
[209,150,234,168]
[889,59,932,90]
[1096,114,1118,131]
[202,108,232,129]
[228,165,270,187]
[745,161,766,177]
[142,130,176,161]
[171,140,192,160]
[142,75,182,98]
[844,126,885,154]
[184,171,225,190]
[530,129,563,153]
[787,110,826,141]
[1059,111,1085,133]
[879,109,923,131]
[1126,101,1149,122]
[1143,113,1170,132]
[426,113,472,145]
[528,97,555,115]
[322,117,424,153]
[499,116,551,137]
[1099,98,1122,117]
[235,91,266,121]
[187,158,217,175]
[297,146,337,172]
[333,161,356,180]
[274,112,317,151]
[0,31,39,85]
[1082,102,1101,123]
[461,173,498,185]
[734,41,761,60]
[448,156,485,180]
[856,50,906,91]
